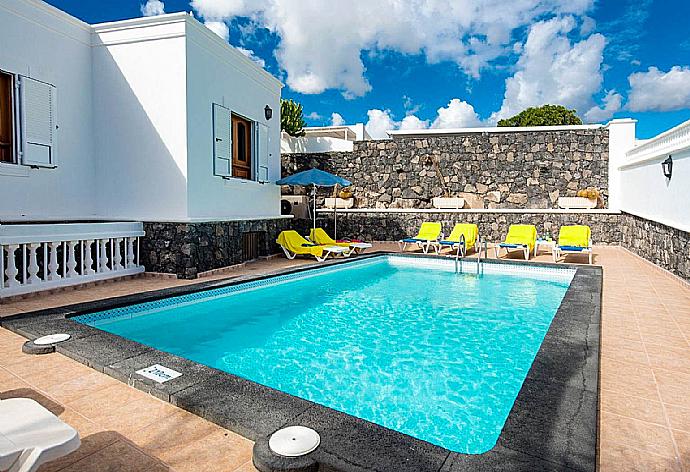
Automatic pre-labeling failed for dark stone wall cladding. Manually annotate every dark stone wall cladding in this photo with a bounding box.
[283,129,609,209]
[142,218,308,279]
[320,212,624,246]
[621,213,690,283]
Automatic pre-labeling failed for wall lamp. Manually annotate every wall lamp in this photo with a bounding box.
[661,155,673,179]
[264,105,273,120]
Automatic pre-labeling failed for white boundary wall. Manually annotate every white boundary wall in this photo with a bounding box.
[618,119,690,232]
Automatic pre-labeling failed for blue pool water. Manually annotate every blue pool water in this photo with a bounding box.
[75,256,573,453]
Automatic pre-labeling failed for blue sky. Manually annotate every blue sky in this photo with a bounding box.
[46,0,690,138]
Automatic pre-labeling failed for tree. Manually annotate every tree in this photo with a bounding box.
[497,105,582,127]
[281,99,307,137]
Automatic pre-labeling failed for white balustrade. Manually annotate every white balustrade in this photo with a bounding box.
[624,118,690,167]
[0,222,145,298]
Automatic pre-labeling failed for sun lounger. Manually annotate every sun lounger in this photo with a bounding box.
[553,225,593,264]
[276,230,350,262]
[309,228,372,254]
[398,222,442,254]
[495,224,537,260]
[438,224,479,256]
[0,398,80,472]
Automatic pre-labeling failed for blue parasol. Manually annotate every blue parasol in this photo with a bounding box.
[277,168,352,235]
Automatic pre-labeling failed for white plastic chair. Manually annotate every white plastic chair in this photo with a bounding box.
[0,398,80,472]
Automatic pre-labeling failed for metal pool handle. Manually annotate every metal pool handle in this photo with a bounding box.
[454,234,466,274]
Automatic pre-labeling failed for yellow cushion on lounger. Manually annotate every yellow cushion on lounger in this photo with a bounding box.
[446,224,479,250]
[309,228,350,248]
[558,225,591,248]
[415,222,442,241]
[504,225,537,251]
[277,231,324,258]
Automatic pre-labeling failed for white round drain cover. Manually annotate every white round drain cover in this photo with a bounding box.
[269,426,320,457]
[34,334,71,345]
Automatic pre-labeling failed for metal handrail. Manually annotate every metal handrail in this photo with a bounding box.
[454,234,466,274]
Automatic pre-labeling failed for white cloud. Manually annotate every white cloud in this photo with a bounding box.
[432,99,482,128]
[236,47,266,68]
[365,97,485,138]
[626,66,690,112]
[305,111,322,121]
[330,113,346,126]
[141,0,165,16]
[365,109,398,139]
[204,20,229,40]
[491,16,605,122]
[584,90,622,122]
[190,0,595,96]
[400,115,430,130]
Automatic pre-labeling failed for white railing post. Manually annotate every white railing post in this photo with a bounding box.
[4,245,19,288]
[84,240,95,275]
[126,237,135,269]
[113,238,124,271]
[26,243,41,285]
[48,241,62,281]
[99,239,110,272]
[66,241,79,278]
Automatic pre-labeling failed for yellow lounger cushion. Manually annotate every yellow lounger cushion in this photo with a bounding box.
[504,225,537,251]
[276,231,324,258]
[309,228,351,248]
[558,225,591,248]
[446,224,479,250]
[414,222,442,241]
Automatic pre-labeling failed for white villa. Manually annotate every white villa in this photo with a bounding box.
[0,0,282,223]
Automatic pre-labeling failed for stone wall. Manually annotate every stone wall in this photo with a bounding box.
[621,213,690,282]
[319,211,624,247]
[142,218,307,278]
[283,128,609,210]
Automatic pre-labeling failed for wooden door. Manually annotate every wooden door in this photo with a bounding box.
[0,72,13,163]
[232,114,252,179]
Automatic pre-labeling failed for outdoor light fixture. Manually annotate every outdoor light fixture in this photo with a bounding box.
[264,105,273,120]
[661,155,673,179]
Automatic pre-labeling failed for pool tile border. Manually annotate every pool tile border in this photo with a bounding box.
[0,254,601,472]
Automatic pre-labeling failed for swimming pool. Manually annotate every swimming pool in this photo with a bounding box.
[74,255,574,454]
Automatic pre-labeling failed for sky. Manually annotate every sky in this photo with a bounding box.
[46,0,690,139]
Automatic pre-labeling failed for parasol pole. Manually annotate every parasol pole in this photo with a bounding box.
[312,184,317,231]
[333,184,338,240]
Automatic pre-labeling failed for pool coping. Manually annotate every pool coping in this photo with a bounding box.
[1,253,601,472]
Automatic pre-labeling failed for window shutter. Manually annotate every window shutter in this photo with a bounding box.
[256,122,270,182]
[20,76,57,167]
[212,103,232,177]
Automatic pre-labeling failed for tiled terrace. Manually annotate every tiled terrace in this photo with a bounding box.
[1,245,689,471]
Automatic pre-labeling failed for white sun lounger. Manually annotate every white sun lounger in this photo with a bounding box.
[0,398,80,472]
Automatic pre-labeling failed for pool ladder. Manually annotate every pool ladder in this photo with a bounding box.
[454,236,486,276]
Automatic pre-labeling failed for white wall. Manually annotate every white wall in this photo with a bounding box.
[606,119,637,211]
[92,16,189,221]
[184,20,282,219]
[281,134,355,153]
[0,0,97,220]
[618,119,690,232]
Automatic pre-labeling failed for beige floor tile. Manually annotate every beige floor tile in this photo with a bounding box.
[600,412,677,457]
[66,382,151,419]
[654,369,690,409]
[664,404,690,434]
[600,389,666,426]
[127,409,220,458]
[161,429,253,472]
[598,440,681,472]
[92,396,179,436]
[44,370,122,404]
[671,429,690,472]
[232,461,259,472]
[56,439,170,472]
[645,345,690,375]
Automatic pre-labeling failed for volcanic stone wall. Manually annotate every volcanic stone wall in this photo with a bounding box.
[283,128,609,209]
